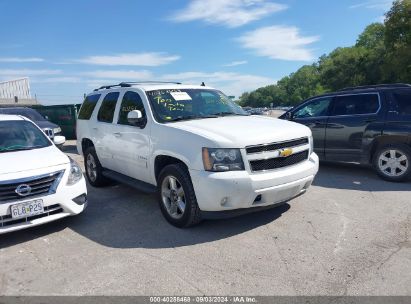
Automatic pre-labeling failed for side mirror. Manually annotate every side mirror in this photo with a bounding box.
[127,110,145,127]
[53,135,66,146]
[285,111,294,120]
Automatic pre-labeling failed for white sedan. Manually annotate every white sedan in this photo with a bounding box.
[0,114,87,234]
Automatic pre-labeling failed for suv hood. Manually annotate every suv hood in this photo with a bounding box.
[169,115,311,147]
[0,146,69,176]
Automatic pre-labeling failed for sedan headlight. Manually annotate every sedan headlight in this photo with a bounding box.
[67,158,83,185]
[53,127,62,134]
[202,148,244,172]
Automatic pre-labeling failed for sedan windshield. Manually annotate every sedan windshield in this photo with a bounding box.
[146,89,248,123]
[0,120,51,153]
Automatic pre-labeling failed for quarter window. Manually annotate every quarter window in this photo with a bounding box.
[97,92,119,123]
[118,91,146,125]
[391,91,411,116]
[294,98,332,118]
[332,94,379,116]
[78,94,101,120]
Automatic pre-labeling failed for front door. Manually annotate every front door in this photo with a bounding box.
[291,97,333,159]
[111,91,151,183]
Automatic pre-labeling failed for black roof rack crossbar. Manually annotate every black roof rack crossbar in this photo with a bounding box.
[93,81,182,91]
[119,81,182,86]
[338,83,411,92]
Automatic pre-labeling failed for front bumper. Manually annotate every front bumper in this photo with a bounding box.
[0,166,87,235]
[189,152,319,212]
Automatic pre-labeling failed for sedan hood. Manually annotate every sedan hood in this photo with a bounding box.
[169,115,311,147]
[0,146,69,176]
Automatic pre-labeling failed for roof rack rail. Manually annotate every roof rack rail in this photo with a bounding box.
[119,81,182,86]
[93,81,182,91]
[338,83,411,92]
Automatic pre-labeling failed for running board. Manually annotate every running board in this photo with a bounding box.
[102,170,157,194]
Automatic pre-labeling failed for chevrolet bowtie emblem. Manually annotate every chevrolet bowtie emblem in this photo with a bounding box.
[279,148,293,157]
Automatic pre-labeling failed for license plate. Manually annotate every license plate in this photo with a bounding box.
[10,200,44,219]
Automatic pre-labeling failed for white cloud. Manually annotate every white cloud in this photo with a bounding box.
[0,57,44,63]
[237,25,319,61]
[171,0,287,28]
[350,0,392,10]
[82,70,153,79]
[223,60,248,67]
[0,69,61,76]
[31,77,82,83]
[74,53,180,66]
[160,71,274,98]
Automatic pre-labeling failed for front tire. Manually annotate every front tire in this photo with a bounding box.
[373,144,411,182]
[158,164,202,228]
[84,147,109,187]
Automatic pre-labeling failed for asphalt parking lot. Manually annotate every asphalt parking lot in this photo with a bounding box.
[0,141,410,296]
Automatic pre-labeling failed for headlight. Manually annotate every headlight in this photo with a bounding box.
[53,127,61,134]
[67,158,83,185]
[202,148,244,172]
[309,135,314,155]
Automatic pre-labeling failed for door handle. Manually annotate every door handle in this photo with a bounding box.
[113,132,121,137]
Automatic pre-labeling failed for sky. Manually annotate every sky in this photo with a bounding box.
[0,0,394,104]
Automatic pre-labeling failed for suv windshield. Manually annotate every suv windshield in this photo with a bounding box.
[0,120,51,153]
[0,108,46,121]
[146,89,248,122]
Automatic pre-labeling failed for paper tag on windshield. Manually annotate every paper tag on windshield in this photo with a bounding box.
[170,91,192,101]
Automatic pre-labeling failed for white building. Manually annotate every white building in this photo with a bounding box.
[0,78,38,105]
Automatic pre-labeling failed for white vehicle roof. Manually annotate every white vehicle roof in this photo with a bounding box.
[0,114,25,121]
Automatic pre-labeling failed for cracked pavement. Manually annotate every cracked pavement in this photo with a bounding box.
[0,141,410,295]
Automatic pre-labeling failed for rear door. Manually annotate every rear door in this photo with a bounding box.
[94,91,120,169]
[325,93,382,162]
[291,96,333,159]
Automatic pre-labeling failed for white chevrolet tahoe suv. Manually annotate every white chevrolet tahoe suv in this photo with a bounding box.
[0,115,87,234]
[77,82,319,227]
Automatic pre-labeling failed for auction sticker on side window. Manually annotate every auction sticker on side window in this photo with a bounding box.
[11,199,44,219]
[170,91,192,101]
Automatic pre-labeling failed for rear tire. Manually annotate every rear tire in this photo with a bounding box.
[373,144,411,182]
[84,147,110,187]
[158,163,202,228]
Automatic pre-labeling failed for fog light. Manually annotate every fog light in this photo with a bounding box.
[73,194,87,205]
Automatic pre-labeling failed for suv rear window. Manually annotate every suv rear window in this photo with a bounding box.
[78,94,101,120]
[392,91,411,115]
[332,94,380,116]
[97,92,120,123]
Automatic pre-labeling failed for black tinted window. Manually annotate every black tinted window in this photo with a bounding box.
[118,91,146,125]
[332,94,379,116]
[97,92,119,123]
[78,94,101,120]
[294,98,332,118]
[392,91,411,115]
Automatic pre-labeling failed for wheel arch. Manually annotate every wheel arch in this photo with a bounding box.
[154,154,190,184]
[369,135,411,163]
[81,138,95,155]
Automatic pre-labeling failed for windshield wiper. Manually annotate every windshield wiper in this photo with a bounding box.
[166,115,218,122]
[212,112,249,117]
[0,145,44,153]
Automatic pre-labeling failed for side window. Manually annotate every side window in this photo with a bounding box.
[78,94,101,120]
[97,92,120,123]
[294,98,332,119]
[118,91,146,125]
[331,94,379,116]
[391,90,411,116]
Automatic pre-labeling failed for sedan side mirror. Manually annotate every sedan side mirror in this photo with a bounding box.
[53,135,66,146]
[127,110,145,127]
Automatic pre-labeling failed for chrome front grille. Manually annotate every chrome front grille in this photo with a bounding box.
[246,137,309,154]
[0,204,63,227]
[249,150,309,172]
[246,137,310,172]
[0,171,64,202]
[43,128,54,138]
